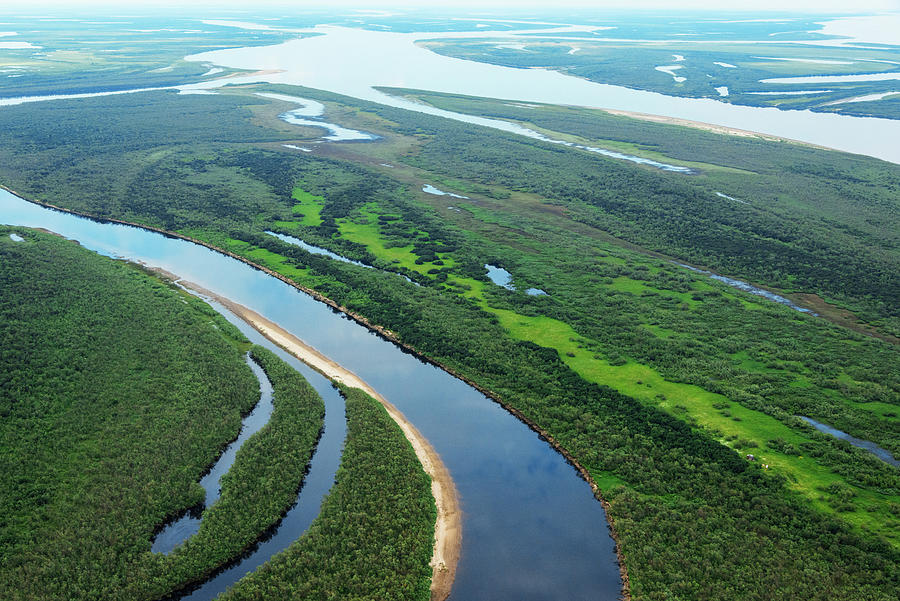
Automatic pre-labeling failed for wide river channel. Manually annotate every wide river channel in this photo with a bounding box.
[1,189,622,600]
[183,23,900,164]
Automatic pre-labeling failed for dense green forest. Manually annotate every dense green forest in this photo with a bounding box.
[220,386,435,601]
[0,228,325,600]
[1,83,898,600]
[123,344,325,600]
[0,227,252,598]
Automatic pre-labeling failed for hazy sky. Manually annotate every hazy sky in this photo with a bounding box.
[5,0,900,13]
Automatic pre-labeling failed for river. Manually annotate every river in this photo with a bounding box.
[152,355,277,555]
[1,189,622,599]
[183,23,900,164]
[4,21,899,165]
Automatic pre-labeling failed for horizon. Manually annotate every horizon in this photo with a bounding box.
[2,1,899,15]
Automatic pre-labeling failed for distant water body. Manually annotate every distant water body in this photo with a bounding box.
[3,21,898,165]
[183,23,900,164]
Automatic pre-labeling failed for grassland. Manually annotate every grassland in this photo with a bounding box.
[272,190,899,541]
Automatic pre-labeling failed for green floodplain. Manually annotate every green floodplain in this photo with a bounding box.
[1,11,899,598]
[0,78,897,598]
[0,228,434,601]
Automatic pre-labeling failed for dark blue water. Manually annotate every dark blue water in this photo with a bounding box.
[800,416,899,468]
[2,188,622,600]
[152,355,276,555]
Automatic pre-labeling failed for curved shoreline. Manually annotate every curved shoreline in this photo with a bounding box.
[602,107,828,149]
[177,280,461,601]
[1,185,629,600]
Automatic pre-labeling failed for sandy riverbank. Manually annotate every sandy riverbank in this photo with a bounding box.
[602,107,821,146]
[178,280,461,601]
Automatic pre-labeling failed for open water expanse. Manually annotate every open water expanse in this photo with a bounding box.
[2,20,900,165]
[1,188,622,599]
[182,23,900,164]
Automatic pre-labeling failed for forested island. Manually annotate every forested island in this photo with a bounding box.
[0,228,435,600]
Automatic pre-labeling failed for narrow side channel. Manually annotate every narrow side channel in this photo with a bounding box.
[152,354,275,554]
[800,416,899,468]
[179,280,462,601]
[164,295,347,601]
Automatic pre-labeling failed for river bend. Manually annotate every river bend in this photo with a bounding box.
[1,188,622,600]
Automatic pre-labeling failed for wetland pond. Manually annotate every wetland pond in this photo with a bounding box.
[2,188,621,600]
[485,263,548,296]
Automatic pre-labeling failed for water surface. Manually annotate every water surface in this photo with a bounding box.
[485,264,548,296]
[423,183,469,198]
[762,72,900,84]
[256,91,378,141]
[800,417,899,467]
[152,355,275,555]
[168,297,347,601]
[485,263,514,289]
[1,188,622,600]
[266,230,370,267]
[525,288,548,296]
[675,262,816,315]
[182,24,900,164]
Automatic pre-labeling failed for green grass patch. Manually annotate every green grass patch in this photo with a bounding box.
[444,270,900,542]
[290,186,325,227]
[338,205,457,275]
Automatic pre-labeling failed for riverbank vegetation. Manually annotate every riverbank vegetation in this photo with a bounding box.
[0,227,256,599]
[1,82,898,599]
[130,345,325,600]
[220,386,435,601]
[0,228,326,600]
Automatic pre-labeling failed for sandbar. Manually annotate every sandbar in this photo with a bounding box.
[178,280,461,601]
